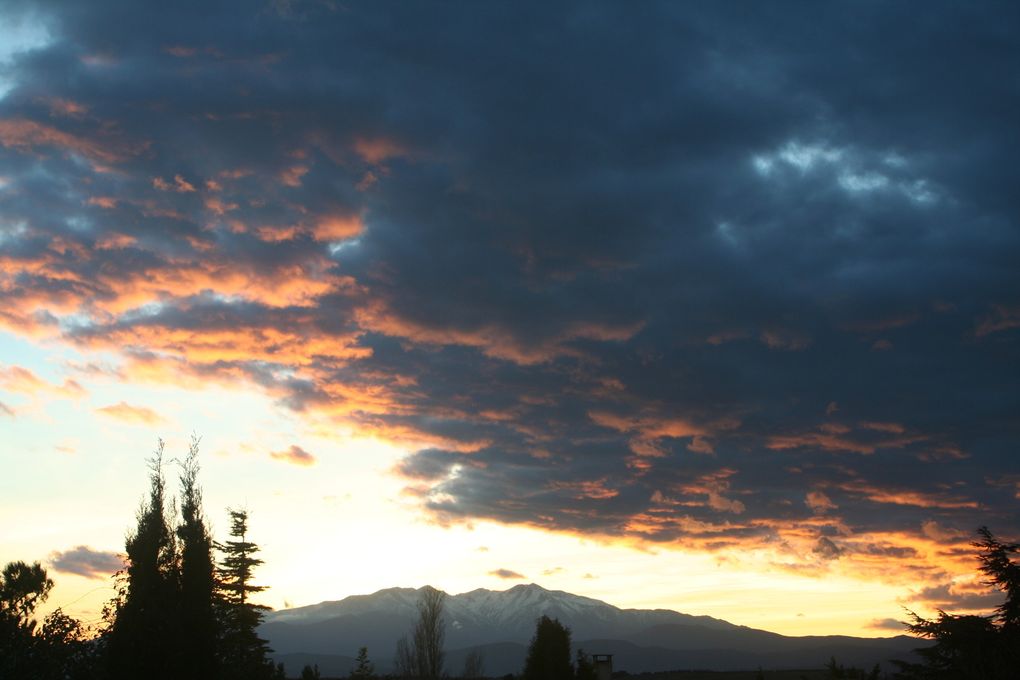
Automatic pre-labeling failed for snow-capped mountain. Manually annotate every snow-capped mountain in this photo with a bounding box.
[260,583,920,675]
[264,582,734,643]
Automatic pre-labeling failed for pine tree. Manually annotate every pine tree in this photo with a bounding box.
[0,560,54,677]
[177,436,217,680]
[108,441,182,680]
[351,646,377,679]
[216,508,275,679]
[895,527,1020,679]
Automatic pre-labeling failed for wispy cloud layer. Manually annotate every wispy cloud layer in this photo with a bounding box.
[1,1,1018,592]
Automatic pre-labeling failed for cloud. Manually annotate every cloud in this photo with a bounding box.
[813,537,843,561]
[868,618,906,632]
[96,401,166,425]
[49,546,124,580]
[806,491,837,513]
[0,0,1017,594]
[0,401,12,416]
[0,365,86,399]
[908,582,1003,612]
[489,568,526,580]
[269,445,316,467]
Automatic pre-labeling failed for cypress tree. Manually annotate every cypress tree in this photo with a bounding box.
[108,441,182,680]
[522,615,573,680]
[177,436,217,679]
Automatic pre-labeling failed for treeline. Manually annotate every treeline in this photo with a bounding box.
[1,438,280,680]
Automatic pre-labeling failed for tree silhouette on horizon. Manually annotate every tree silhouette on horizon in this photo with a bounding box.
[177,435,218,680]
[522,615,573,680]
[108,440,183,680]
[216,507,278,680]
[894,526,1020,679]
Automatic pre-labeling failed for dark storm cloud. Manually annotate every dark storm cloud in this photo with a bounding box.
[2,1,1019,577]
[49,545,124,580]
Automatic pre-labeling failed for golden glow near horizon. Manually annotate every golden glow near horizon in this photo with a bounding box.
[0,330,987,639]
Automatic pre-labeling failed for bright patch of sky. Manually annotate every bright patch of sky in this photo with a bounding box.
[752,140,939,204]
[0,9,53,99]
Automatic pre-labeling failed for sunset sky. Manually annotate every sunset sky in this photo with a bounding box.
[1,1,1018,639]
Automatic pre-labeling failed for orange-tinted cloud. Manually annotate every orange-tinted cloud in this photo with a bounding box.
[313,214,363,241]
[153,174,197,192]
[0,118,135,164]
[548,478,620,500]
[0,365,86,399]
[976,304,1020,337]
[805,490,837,513]
[358,301,644,365]
[835,479,978,510]
[96,401,166,425]
[354,137,407,164]
[270,445,316,466]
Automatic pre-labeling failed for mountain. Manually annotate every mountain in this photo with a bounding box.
[261,583,921,676]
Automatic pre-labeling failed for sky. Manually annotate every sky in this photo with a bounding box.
[1,0,1018,639]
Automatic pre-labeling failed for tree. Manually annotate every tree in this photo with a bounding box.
[825,657,880,679]
[974,526,1020,630]
[177,436,218,680]
[394,634,416,678]
[522,615,573,680]
[894,526,1020,679]
[575,649,596,680]
[0,563,101,680]
[0,560,55,676]
[37,608,104,680]
[0,560,53,632]
[216,508,276,679]
[412,586,446,680]
[108,441,182,680]
[351,646,377,679]
[300,663,322,679]
[461,648,485,679]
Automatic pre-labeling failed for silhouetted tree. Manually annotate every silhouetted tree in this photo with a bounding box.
[351,645,377,678]
[109,441,183,680]
[412,586,446,680]
[461,648,485,679]
[522,615,573,680]
[394,634,416,678]
[575,648,596,680]
[216,508,276,679]
[301,663,322,679]
[177,435,218,680]
[37,607,105,680]
[1,561,103,679]
[0,560,54,676]
[826,656,881,679]
[894,527,1020,679]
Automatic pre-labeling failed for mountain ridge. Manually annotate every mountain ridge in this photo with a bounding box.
[261,583,921,675]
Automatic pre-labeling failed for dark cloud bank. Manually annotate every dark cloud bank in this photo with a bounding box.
[1,1,1018,577]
